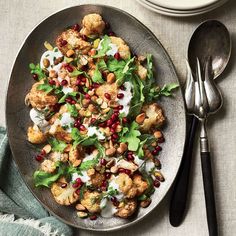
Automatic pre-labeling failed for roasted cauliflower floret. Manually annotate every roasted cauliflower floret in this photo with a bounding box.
[56,29,91,55]
[51,177,79,205]
[27,126,47,144]
[49,124,72,143]
[95,82,118,100]
[80,13,105,36]
[69,146,84,167]
[80,191,101,213]
[40,160,56,173]
[89,171,105,188]
[115,199,137,218]
[140,103,165,132]
[110,36,131,60]
[133,175,148,196]
[27,81,58,110]
[136,63,147,80]
[117,160,138,173]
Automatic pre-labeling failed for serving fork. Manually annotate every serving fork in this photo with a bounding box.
[185,58,222,236]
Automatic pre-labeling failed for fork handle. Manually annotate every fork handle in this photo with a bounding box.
[201,151,218,236]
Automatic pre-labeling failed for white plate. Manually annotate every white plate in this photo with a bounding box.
[149,0,220,10]
[138,0,228,17]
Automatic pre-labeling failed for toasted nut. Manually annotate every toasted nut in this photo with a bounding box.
[77,211,88,218]
[106,159,115,168]
[117,142,128,154]
[85,78,90,88]
[87,168,95,176]
[66,49,75,57]
[101,127,111,136]
[64,144,72,152]
[84,111,92,117]
[118,202,125,208]
[108,100,118,108]
[61,153,69,162]
[101,108,111,114]
[43,58,50,68]
[154,171,165,182]
[136,113,146,124]
[105,147,116,156]
[54,56,64,65]
[96,98,103,105]
[88,90,95,96]
[44,41,53,51]
[42,144,51,154]
[101,101,108,109]
[73,159,82,167]
[144,149,153,159]
[91,95,98,102]
[154,130,163,139]
[82,98,90,107]
[89,48,97,56]
[138,55,146,62]
[116,125,122,133]
[154,159,161,169]
[110,166,118,174]
[76,204,86,211]
[95,165,102,171]
[87,104,96,112]
[140,199,151,208]
[106,73,115,84]
[93,38,100,48]
[49,70,58,78]
[151,141,157,147]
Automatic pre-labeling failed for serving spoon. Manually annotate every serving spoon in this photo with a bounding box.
[169,20,231,227]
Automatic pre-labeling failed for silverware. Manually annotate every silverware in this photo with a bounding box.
[169,20,231,227]
[185,57,222,236]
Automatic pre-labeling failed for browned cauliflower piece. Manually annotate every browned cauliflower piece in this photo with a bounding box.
[110,36,131,60]
[27,81,58,110]
[80,191,101,213]
[89,171,105,188]
[27,126,47,144]
[69,146,85,167]
[117,160,138,173]
[56,29,91,55]
[95,82,118,101]
[80,13,105,36]
[136,63,147,80]
[140,103,165,132]
[51,177,79,205]
[40,160,56,173]
[49,124,72,143]
[115,199,137,218]
[133,174,148,196]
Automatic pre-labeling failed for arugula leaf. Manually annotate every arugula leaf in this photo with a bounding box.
[29,63,46,80]
[79,158,99,171]
[120,121,141,151]
[92,64,104,84]
[48,138,67,152]
[67,104,78,117]
[58,91,78,103]
[138,194,148,201]
[136,139,147,158]
[97,59,107,71]
[159,83,179,96]
[37,83,54,94]
[107,59,126,72]
[69,69,84,77]
[33,162,64,188]
[93,35,111,58]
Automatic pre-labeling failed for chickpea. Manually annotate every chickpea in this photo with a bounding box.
[135,113,146,124]
[43,58,50,68]
[66,49,75,57]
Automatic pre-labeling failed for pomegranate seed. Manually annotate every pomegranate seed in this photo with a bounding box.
[102,71,108,78]
[110,128,116,134]
[100,158,107,166]
[90,215,97,220]
[117,93,124,99]
[105,172,111,179]
[111,123,117,129]
[128,151,133,155]
[125,169,131,175]
[32,74,38,80]
[76,79,81,86]
[155,146,162,151]
[76,178,82,184]
[84,94,91,99]
[65,97,72,104]
[154,179,160,188]
[52,103,60,112]
[61,79,68,86]
[106,119,113,127]
[105,21,110,29]
[118,105,124,110]
[61,183,67,188]
[72,182,79,188]
[104,93,111,100]
[119,85,125,90]
[112,133,118,139]
[79,125,86,131]
[49,79,56,85]
[81,77,86,83]
[73,23,80,31]
[66,65,73,72]
[75,189,80,195]
[93,83,100,88]
[101,180,107,188]
[127,154,134,161]
[108,31,115,36]
[158,137,165,143]
[40,149,46,156]
[81,34,88,41]
[35,155,43,162]
[111,196,117,202]
[111,114,118,121]
[152,149,158,155]
[71,100,76,104]
[90,118,96,124]
[99,122,106,128]
[122,117,128,123]
[118,168,125,173]
[114,52,121,60]
[60,39,67,46]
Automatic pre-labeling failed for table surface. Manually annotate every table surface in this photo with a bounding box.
[1,0,236,235]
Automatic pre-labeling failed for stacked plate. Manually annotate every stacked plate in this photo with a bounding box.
[137,0,229,17]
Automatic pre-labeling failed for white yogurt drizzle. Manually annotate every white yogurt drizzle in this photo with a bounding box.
[30,108,49,128]
[97,40,118,56]
[59,112,74,133]
[100,198,117,218]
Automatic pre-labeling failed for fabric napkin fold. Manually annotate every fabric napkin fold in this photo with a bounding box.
[0,127,73,236]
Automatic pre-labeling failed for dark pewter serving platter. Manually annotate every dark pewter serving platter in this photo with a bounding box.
[6,4,186,231]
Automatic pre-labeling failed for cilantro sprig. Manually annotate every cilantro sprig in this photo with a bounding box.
[48,138,67,153]
[29,63,46,80]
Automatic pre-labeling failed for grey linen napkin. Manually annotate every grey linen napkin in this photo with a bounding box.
[0,127,73,236]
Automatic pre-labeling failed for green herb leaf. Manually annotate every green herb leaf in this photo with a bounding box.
[92,64,104,84]
[79,158,99,171]
[67,104,78,117]
[159,83,179,96]
[70,69,84,77]
[137,194,148,201]
[58,91,78,103]
[48,138,67,153]
[29,63,46,80]
[120,121,141,151]
[93,35,111,58]
[37,83,54,94]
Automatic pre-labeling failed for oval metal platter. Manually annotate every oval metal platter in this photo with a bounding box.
[6,4,186,231]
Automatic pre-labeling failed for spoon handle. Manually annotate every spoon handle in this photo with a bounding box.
[201,151,218,236]
[169,115,198,226]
